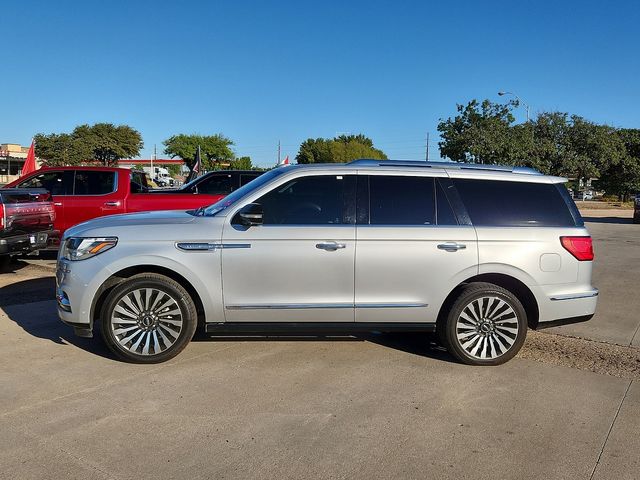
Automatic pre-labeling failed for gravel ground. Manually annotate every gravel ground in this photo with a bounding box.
[519,330,640,379]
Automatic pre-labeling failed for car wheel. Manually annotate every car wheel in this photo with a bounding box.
[438,282,527,366]
[100,273,198,363]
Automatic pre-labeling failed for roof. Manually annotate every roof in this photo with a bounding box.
[278,159,566,183]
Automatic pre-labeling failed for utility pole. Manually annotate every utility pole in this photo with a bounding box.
[277,140,281,165]
[425,132,430,162]
[151,144,156,176]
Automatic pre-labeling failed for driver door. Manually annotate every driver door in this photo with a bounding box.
[221,174,356,323]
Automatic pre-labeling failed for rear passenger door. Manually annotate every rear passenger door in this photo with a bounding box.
[65,170,123,230]
[354,174,478,324]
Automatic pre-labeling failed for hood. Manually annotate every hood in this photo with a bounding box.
[65,210,198,238]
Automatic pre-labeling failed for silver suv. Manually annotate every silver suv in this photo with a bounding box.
[57,160,598,365]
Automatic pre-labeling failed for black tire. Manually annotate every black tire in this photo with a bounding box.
[437,282,527,366]
[100,273,198,363]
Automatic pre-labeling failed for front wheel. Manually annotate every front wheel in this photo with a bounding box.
[438,283,527,366]
[100,273,198,363]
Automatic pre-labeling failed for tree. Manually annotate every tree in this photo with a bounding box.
[229,156,252,170]
[594,129,640,200]
[296,134,387,164]
[73,123,143,166]
[34,123,143,166]
[437,99,521,165]
[163,134,234,170]
[34,133,89,166]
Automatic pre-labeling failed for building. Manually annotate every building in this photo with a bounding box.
[0,143,36,183]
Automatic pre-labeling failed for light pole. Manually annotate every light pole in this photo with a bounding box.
[498,91,530,122]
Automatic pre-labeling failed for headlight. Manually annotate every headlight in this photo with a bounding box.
[61,237,118,261]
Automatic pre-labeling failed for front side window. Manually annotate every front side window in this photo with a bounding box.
[19,171,69,195]
[368,175,436,225]
[73,171,116,195]
[255,175,353,225]
[197,175,233,195]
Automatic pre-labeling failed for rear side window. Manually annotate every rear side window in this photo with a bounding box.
[452,179,578,227]
[240,173,260,186]
[73,171,116,195]
[369,176,435,225]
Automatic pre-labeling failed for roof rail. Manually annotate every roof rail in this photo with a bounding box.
[348,159,540,175]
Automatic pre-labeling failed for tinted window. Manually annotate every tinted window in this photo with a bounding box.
[19,171,69,195]
[240,173,260,186]
[256,175,350,225]
[73,171,116,195]
[197,175,233,195]
[436,179,458,225]
[453,179,577,227]
[369,176,435,225]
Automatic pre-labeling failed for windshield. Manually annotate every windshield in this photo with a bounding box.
[202,168,287,216]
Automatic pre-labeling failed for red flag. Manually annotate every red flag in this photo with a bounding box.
[22,140,36,175]
[283,155,289,165]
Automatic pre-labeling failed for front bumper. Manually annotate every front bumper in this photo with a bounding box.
[0,231,52,255]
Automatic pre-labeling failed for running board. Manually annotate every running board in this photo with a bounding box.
[204,322,436,335]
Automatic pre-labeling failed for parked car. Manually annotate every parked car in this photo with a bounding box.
[4,167,237,240]
[0,188,55,267]
[634,194,639,224]
[56,160,597,365]
[153,170,263,195]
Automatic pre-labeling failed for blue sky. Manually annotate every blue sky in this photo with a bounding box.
[2,0,639,166]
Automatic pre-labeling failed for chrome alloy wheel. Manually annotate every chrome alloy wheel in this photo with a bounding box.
[110,288,183,356]
[455,296,519,360]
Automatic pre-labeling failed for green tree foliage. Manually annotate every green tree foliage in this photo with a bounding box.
[438,99,632,196]
[166,164,182,176]
[437,99,519,165]
[229,156,252,170]
[163,134,234,171]
[35,123,143,166]
[296,134,387,164]
[594,129,640,200]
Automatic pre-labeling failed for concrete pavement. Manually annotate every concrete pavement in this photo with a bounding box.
[0,300,637,480]
[549,209,640,347]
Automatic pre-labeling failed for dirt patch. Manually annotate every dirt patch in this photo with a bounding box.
[575,200,634,210]
[518,330,640,379]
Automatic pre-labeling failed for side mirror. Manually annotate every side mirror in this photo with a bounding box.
[236,203,263,226]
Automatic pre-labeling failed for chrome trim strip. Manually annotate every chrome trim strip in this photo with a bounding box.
[550,289,599,301]
[176,242,251,251]
[226,303,353,310]
[355,303,428,309]
[225,302,428,310]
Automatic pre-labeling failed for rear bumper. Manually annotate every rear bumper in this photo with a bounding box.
[535,287,598,328]
[0,230,53,255]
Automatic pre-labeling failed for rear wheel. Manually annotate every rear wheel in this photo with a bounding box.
[438,282,527,366]
[100,273,197,363]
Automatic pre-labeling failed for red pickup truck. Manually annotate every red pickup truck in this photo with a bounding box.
[4,167,230,239]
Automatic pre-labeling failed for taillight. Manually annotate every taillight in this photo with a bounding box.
[560,236,594,261]
[0,204,4,229]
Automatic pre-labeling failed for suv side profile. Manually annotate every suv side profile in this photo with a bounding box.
[56,160,597,365]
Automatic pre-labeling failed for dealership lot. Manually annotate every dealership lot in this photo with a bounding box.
[0,210,638,479]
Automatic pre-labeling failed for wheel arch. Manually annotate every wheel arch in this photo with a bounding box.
[91,265,206,329]
[437,273,540,330]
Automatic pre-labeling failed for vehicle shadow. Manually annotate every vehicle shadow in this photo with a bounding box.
[582,216,634,224]
[0,279,114,359]
[197,332,457,363]
[2,277,457,364]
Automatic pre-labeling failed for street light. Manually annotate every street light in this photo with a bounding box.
[498,91,530,122]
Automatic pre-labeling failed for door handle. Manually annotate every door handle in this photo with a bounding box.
[104,201,121,207]
[316,242,346,251]
[437,242,467,252]
[53,202,62,207]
